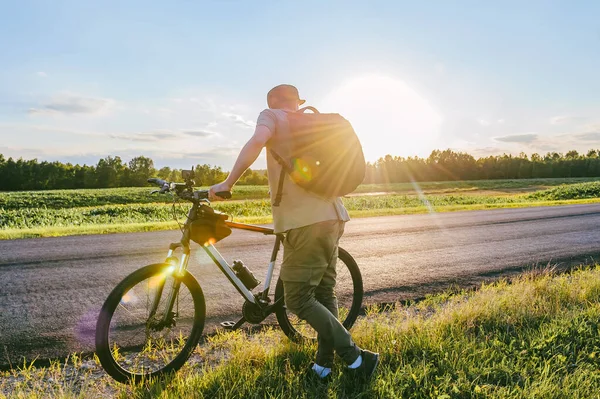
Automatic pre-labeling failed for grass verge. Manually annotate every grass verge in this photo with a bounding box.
[2,265,600,398]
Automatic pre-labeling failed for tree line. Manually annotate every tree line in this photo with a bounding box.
[0,149,599,191]
[364,149,600,184]
[0,154,267,191]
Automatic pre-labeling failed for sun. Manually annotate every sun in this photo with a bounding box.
[318,74,442,161]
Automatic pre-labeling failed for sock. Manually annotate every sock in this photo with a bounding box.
[312,363,332,378]
[348,354,363,369]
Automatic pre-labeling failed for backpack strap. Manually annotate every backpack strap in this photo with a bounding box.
[298,106,320,114]
[273,167,286,207]
[269,150,290,207]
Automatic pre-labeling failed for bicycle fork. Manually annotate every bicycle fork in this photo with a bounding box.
[148,248,190,329]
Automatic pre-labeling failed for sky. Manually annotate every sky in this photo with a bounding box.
[1,0,599,170]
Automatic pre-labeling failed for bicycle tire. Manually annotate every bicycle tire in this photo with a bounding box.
[274,247,363,342]
[95,263,206,383]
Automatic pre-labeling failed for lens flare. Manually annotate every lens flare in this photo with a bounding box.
[204,237,217,246]
[164,265,176,275]
[290,158,314,184]
[148,275,166,289]
[120,291,136,305]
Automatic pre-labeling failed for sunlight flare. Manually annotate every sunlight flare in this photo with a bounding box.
[319,74,442,161]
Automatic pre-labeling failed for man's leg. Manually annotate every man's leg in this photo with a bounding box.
[313,222,343,368]
[281,220,360,368]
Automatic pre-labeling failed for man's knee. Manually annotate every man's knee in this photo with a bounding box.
[315,285,335,302]
[283,282,315,317]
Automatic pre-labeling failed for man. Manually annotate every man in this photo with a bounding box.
[209,84,379,381]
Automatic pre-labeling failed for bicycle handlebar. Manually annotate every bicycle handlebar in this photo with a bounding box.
[147,178,232,201]
[148,177,169,189]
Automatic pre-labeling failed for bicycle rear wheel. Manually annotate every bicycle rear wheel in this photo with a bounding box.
[95,263,205,383]
[274,247,363,342]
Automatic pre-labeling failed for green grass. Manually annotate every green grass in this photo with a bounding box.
[3,265,600,398]
[354,177,600,195]
[526,181,600,200]
[1,178,599,239]
[0,185,270,210]
[1,178,597,210]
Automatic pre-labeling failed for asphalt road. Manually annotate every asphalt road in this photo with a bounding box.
[1,204,600,366]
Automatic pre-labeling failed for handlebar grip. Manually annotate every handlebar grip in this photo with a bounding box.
[215,191,232,199]
[147,178,168,187]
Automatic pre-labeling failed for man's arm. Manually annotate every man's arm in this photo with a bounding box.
[209,125,273,200]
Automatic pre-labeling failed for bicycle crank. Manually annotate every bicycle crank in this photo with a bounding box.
[242,300,267,324]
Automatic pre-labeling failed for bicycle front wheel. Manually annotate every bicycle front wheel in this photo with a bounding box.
[95,263,205,383]
[274,247,363,342]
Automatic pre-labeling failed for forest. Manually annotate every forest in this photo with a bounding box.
[0,149,599,191]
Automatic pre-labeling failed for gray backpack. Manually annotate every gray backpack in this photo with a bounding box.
[270,106,365,206]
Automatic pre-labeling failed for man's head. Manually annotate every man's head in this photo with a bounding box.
[267,84,306,110]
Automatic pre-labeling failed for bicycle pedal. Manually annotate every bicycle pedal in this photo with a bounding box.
[220,321,236,329]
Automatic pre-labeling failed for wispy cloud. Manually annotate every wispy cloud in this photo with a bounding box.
[28,93,114,116]
[575,132,600,142]
[36,71,48,78]
[182,130,216,137]
[0,123,102,137]
[494,133,538,143]
[221,112,255,129]
[550,115,586,125]
[185,146,241,159]
[109,128,218,142]
[108,131,180,142]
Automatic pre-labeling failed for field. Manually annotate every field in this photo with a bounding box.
[3,264,600,398]
[1,178,599,239]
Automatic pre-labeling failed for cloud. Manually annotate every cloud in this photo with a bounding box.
[575,132,600,141]
[28,93,114,115]
[109,131,180,142]
[550,115,586,125]
[36,71,48,78]
[182,130,216,137]
[221,112,255,129]
[109,128,218,142]
[494,133,538,143]
[0,123,103,137]
[478,119,491,126]
[0,145,107,160]
[185,146,241,159]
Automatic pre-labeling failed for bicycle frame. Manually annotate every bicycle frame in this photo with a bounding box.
[207,221,282,305]
[150,199,284,329]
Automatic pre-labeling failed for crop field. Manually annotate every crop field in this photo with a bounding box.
[1,178,599,239]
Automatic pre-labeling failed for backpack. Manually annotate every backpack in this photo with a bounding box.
[270,106,365,206]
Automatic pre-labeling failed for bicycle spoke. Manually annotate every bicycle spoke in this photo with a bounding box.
[107,272,198,375]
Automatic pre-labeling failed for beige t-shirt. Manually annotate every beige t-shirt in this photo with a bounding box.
[257,108,350,233]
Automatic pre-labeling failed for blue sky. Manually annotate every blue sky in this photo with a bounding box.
[1,0,599,169]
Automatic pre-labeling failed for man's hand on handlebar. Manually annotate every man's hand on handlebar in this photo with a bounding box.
[209,181,232,201]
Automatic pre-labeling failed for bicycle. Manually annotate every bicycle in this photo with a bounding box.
[95,171,363,383]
